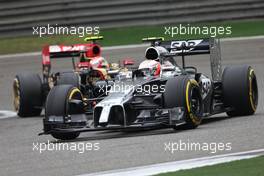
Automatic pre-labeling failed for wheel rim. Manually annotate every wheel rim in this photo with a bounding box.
[190,87,202,116]
[13,78,20,112]
[185,81,202,125]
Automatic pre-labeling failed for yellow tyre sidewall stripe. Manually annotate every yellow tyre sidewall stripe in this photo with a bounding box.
[68,88,83,100]
[185,80,201,125]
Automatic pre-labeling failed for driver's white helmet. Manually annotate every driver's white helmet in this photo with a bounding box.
[138,60,161,76]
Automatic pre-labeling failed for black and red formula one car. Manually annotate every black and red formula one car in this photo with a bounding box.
[13,36,114,117]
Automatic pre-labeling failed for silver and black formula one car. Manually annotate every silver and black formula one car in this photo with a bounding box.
[40,37,258,140]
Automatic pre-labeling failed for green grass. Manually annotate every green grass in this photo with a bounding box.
[156,156,264,176]
[0,20,264,54]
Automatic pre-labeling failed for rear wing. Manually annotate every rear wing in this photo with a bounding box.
[159,39,210,55]
[42,43,101,65]
[159,38,222,81]
[42,36,104,66]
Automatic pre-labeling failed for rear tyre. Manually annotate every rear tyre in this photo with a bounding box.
[56,71,80,88]
[45,85,83,140]
[13,73,42,117]
[222,65,258,117]
[164,76,202,129]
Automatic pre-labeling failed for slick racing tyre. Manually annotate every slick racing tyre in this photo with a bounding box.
[56,71,80,88]
[164,76,202,129]
[222,65,258,117]
[45,85,83,140]
[13,73,42,117]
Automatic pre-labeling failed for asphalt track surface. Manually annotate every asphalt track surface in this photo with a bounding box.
[0,38,263,176]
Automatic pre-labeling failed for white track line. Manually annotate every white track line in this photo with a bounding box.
[0,110,17,119]
[103,43,148,50]
[0,52,40,59]
[78,148,264,176]
[221,35,264,41]
[1,35,264,59]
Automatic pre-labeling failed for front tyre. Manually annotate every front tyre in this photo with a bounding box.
[222,65,258,117]
[45,85,84,140]
[164,76,203,129]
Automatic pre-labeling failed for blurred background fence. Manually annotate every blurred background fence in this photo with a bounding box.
[0,0,264,37]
